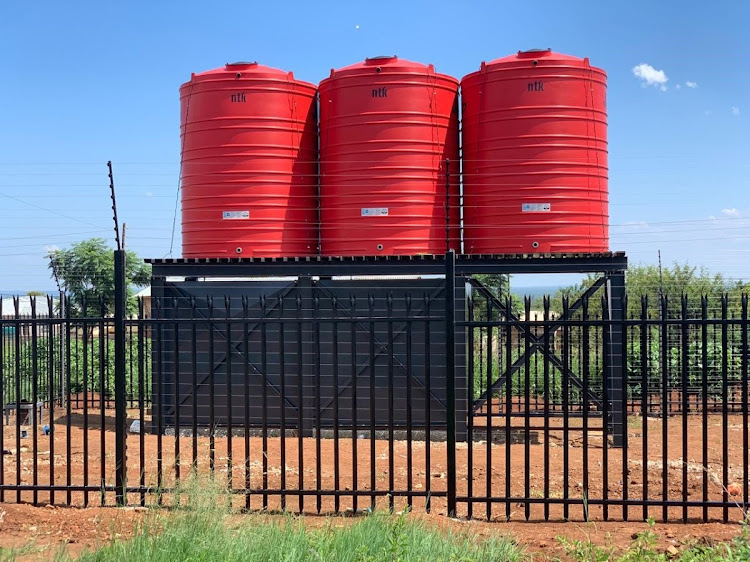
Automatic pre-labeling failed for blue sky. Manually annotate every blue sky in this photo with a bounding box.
[0,0,747,292]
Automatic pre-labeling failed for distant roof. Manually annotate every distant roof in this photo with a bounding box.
[1,296,58,317]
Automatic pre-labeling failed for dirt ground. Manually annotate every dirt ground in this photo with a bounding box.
[0,503,744,560]
[3,408,748,520]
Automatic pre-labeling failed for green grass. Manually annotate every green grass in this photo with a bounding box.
[65,511,524,562]
[53,478,524,562]
[557,518,750,561]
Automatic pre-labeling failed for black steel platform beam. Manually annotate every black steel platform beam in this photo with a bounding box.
[147,252,627,278]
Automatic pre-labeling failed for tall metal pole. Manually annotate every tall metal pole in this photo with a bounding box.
[114,250,127,505]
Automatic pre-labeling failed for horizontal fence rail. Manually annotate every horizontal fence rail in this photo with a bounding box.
[1,266,749,522]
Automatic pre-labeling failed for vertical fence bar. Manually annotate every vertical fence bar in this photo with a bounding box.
[350,294,358,513]
[681,296,689,522]
[621,294,630,521]
[137,297,145,506]
[466,291,474,519]
[332,297,341,514]
[601,295,609,522]
[242,296,251,511]
[47,296,56,505]
[155,296,163,505]
[174,297,183,494]
[0,299,4,503]
[660,295,669,521]
[742,295,748,511]
[582,296,590,521]
[114,249,127,506]
[486,295,492,520]
[208,297,215,478]
[543,297,551,522]
[30,299,39,505]
[641,296,649,521]
[445,250,457,517]
[190,297,198,475]
[368,294,376,511]
[505,296,513,521]
[296,292,304,512]
[260,296,269,510]
[405,295,413,511]
[98,297,106,506]
[387,293,395,513]
[65,298,72,506]
[314,293,322,514]
[722,295,729,522]
[701,296,709,522]
[524,297,532,521]
[562,296,570,521]
[224,297,232,500]
[424,293,432,513]
[14,298,21,503]
[279,295,286,511]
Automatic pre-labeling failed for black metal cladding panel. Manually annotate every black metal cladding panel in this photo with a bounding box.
[152,278,466,433]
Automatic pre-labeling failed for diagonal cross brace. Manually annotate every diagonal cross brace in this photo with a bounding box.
[314,282,449,414]
[159,284,300,416]
[470,277,607,413]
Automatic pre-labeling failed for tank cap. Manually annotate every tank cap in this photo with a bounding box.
[365,55,397,64]
[517,48,552,57]
[226,61,258,67]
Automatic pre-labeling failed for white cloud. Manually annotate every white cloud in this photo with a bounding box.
[44,245,60,253]
[732,106,740,116]
[722,208,742,218]
[676,84,681,90]
[632,63,668,90]
[705,110,712,117]
[145,191,153,197]
[685,81,698,88]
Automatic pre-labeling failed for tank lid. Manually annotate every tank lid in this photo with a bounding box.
[517,48,552,57]
[322,56,456,83]
[225,61,259,67]
[182,62,317,90]
[471,49,600,72]
[364,55,398,64]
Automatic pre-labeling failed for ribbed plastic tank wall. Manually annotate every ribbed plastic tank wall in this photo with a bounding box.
[180,62,318,258]
[461,49,608,254]
[318,56,460,256]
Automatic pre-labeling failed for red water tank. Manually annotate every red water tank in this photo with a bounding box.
[461,49,608,254]
[180,62,318,258]
[318,56,459,256]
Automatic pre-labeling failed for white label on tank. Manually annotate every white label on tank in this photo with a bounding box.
[361,208,389,216]
[521,203,551,212]
[222,210,250,220]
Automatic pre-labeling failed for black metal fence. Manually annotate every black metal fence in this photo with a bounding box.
[1,251,749,522]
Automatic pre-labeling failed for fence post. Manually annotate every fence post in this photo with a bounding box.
[606,270,626,447]
[114,249,127,505]
[445,250,457,517]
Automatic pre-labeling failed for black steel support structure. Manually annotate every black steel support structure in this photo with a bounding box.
[113,250,127,505]
[147,252,627,447]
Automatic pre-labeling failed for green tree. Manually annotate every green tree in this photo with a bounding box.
[540,262,749,317]
[26,290,47,297]
[47,238,150,316]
